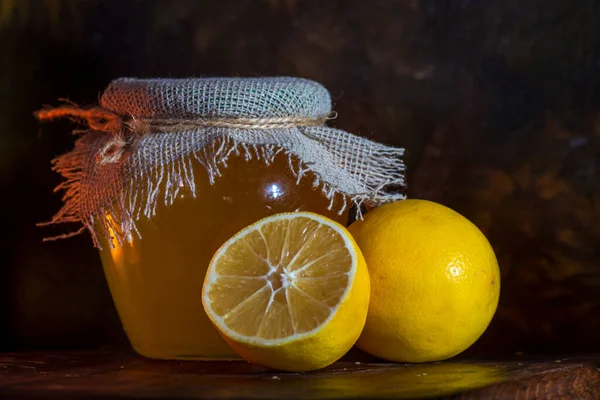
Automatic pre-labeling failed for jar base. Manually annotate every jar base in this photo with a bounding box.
[132,344,242,361]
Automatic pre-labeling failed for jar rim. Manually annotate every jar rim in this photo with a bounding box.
[100,77,332,120]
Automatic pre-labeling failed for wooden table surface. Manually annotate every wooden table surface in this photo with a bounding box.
[0,351,598,399]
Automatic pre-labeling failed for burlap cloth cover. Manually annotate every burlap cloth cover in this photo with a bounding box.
[38,77,405,247]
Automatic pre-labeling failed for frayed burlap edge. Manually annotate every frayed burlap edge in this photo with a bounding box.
[37,107,405,249]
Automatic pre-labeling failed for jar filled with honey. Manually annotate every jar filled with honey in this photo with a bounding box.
[38,77,405,360]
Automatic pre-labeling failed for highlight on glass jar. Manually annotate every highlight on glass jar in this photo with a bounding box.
[36,77,406,360]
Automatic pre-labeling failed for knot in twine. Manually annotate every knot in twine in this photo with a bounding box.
[35,106,335,165]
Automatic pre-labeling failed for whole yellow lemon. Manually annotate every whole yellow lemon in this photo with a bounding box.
[349,199,500,362]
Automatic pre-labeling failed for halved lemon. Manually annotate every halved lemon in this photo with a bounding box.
[202,212,370,371]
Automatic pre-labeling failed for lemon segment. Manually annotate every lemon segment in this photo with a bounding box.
[202,212,370,371]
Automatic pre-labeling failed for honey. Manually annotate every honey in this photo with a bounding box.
[97,150,349,360]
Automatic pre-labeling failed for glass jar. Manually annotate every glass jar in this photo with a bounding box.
[39,77,404,360]
[97,148,349,360]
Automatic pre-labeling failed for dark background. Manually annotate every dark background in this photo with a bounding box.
[1,0,599,356]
